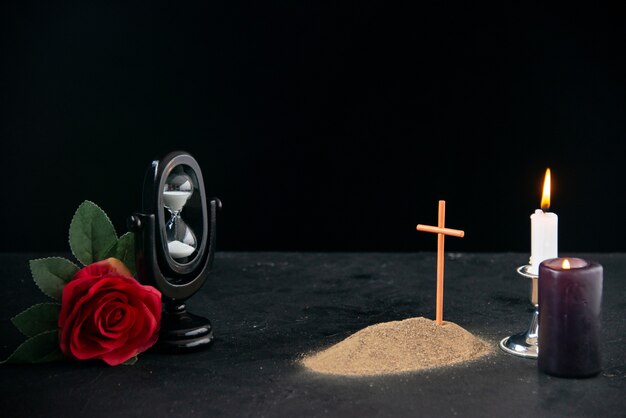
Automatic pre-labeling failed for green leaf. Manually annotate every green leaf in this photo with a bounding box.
[69,200,118,266]
[106,232,136,275]
[121,355,138,366]
[12,303,61,337]
[29,257,80,300]
[1,330,65,364]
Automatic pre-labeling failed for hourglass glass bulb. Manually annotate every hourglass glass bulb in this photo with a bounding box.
[163,170,197,260]
[167,221,197,259]
[163,172,194,213]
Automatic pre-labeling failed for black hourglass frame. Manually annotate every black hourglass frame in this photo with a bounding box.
[128,151,221,352]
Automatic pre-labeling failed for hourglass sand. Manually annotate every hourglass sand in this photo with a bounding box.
[163,171,197,260]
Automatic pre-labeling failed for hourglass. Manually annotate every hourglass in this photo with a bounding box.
[129,151,221,352]
[163,169,197,260]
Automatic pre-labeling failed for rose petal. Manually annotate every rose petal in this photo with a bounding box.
[69,314,111,360]
[58,271,161,365]
[73,258,132,282]
[104,306,135,339]
[98,303,130,338]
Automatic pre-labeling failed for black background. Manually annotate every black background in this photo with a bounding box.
[1,1,625,253]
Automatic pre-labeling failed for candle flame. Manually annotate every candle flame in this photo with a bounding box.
[541,168,551,210]
[562,259,571,270]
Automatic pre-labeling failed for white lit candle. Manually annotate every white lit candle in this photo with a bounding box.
[530,168,558,275]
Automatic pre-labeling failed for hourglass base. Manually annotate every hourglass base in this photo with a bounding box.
[157,303,214,352]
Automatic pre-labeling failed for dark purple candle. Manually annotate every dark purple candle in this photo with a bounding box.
[538,258,603,377]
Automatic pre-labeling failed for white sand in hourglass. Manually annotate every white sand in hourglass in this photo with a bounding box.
[168,240,196,258]
[163,191,192,212]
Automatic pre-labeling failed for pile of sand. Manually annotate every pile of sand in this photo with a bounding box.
[302,317,491,376]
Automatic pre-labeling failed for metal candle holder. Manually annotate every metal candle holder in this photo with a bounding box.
[499,265,539,358]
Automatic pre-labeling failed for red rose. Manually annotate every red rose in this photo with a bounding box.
[58,258,162,366]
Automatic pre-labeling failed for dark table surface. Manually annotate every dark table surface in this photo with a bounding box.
[1,252,625,417]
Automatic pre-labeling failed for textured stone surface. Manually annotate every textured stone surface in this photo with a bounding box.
[1,252,625,417]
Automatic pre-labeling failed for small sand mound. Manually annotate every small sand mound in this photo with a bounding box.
[302,317,491,376]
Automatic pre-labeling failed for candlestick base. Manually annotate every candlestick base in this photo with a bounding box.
[499,265,539,359]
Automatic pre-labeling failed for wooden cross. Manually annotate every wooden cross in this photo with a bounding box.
[416,200,465,325]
